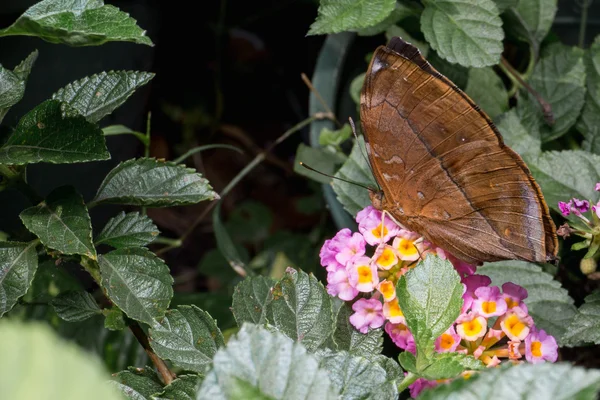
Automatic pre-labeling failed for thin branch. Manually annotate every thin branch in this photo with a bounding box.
[301,73,341,127]
[129,322,176,385]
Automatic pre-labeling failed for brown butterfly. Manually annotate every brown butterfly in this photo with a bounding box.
[360,37,558,266]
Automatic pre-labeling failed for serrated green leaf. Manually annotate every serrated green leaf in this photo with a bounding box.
[333,303,383,356]
[232,276,276,326]
[319,351,398,400]
[52,290,101,322]
[478,261,576,343]
[0,320,122,400]
[294,143,343,184]
[562,290,600,346]
[268,268,335,352]
[319,124,352,147]
[104,307,126,331]
[98,248,173,327]
[578,36,600,154]
[0,0,153,46]
[308,0,396,35]
[149,305,224,373]
[396,256,463,360]
[505,0,557,54]
[419,352,484,380]
[420,0,504,67]
[465,67,508,119]
[196,324,339,399]
[0,241,38,316]
[95,212,158,249]
[419,363,600,400]
[0,50,38,122]
[53,71,154,123]
[110,368,163,400]
[0,100,109,165]
[20,186,96,258]
[525,150,600,215]
[357,2,421,36]
[495,109,541,157]
[13,49,38,81]
[332,136,377,216]
[152,375,201,400]
[93,158,218,207]
[517,43,586,142]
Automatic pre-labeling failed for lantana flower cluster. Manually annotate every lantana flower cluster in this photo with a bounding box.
[320,206,558,397]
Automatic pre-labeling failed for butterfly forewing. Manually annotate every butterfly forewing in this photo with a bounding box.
[360,37,557,265]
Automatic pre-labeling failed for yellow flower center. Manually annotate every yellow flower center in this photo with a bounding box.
[378,280,395,300]
[531,341,542,357]
[396,238,417,256]
[440,333,455,350]
[371,223,388,239]
[504,314,527,336]
[506,298,518,308]
[376,248,396,267]
[386,299,403,317]
[357,265,372,284]
[482,301,497,314]
[462,319,484,337]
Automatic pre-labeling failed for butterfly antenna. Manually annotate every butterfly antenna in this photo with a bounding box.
[349,117,381,191]
[299,162,374,191]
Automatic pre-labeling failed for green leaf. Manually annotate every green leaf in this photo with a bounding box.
[562,290,600,346]
[152,375,201,400]
[196,324,339,399]
[232,276,276,326]
[319,351,398,400]
[0,0,153,46]
[98,248,173,327]
[398,351,417,373]
[332,303,383,356]
[268,268,335,352]
[104,307,126,331]
[0,51,38,123]
[213,202,248,273]
[0,320,122,400]
[319,124,352,147]
[224,200,273,244]
[332,136,377,216]
[294,143,343,184]
[0,100,109,165]
[478,261,577,343]
[93,158,218,207]
[53,71,154,123]
[149,305,224,373]
[356,2,421,36]
[493,0,517,11]
[420,0,504,67]
[308,0,396,35]
[20,186,96,258]
[349,73,365,105]
[0,241,38,316]
[418,352,484,380]
[525,150,600,215]
[465,67,508,119]
[428,50,469,89]
[13,49,39,81]
[517,44,586,142]
[397,256,463,351]
[419,363,600,400]
[95,211,159,249]
[51,290,101,322]
[495,109,541,157]
[110,368,163,400]
[505,0,557,54]
[578,36,600,154]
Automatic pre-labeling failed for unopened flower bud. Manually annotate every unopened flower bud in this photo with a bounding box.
[580,257,597,275]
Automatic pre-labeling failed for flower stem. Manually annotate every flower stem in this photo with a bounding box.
[397,371,418,393]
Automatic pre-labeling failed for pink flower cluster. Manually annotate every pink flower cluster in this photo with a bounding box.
[319,206,558,398]
[558,182,600,221]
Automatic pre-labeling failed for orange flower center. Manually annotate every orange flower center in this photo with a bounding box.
[397,238,417,256]
[357,265,372,284]
[531,341,542,357]
[377,248,396,267]
[463,319,483,336]
[440,333,455,350]
[505,314,526,336]
[482,301,497,314]
[371,223,388,239]
[378,280,395,299]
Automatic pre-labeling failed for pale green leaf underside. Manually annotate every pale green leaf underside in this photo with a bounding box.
[95,211,158,249]
[562,290,600,346]
[0,100,109,165]
[478,261,576,342]
[51,290,101,322]
[98,248,173,327]
[0,241,38,316]
[0,0,153,46]
[149,305,224,373]
[420,0,504,67]
[20,186,96,258]
[308,0,396,35]
[495,109,541,158]
[93,158,218,207]
[196,324,339,400]
[53,70,154,123]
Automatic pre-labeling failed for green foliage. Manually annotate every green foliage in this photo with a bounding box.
[294,143,344,184]
[562,290,600,347]
[153,375,201,400]
[465,67,509,119]
[110,368,163,400]
[495,109,541,157]
[308,0,396,35]
[0,50,37,123]
[578,36,600,153]
[420,0,504,67]
[231,275,275,325]
[0,0,153,46]
[319,124,352,147]
[52,290,101,322]
[0,241,38,316]
[504,0,557,54]
[332,303,383,356]
[478,261,577,343]
[0,100,109,165]
[95,212,159,249]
